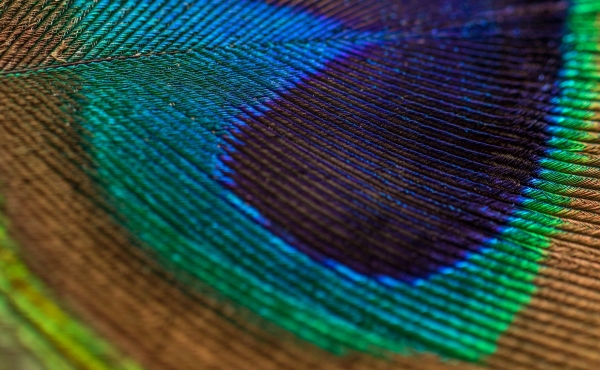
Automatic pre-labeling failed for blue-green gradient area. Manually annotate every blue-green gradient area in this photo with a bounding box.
[72,0,545,362]
[70,0,361,60]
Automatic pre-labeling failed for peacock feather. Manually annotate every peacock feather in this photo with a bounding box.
[1,0,599,369]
